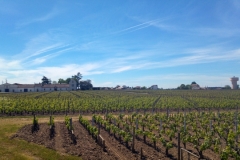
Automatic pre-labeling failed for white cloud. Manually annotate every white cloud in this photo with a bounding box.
[17,7,60,27]
[0,58,22,70]
[115,18,174,34]
[112,66,132,73]
[2,41,240,85]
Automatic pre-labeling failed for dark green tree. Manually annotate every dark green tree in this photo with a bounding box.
[58,78,66,84]
[66,78,71,84]
[224,85,231,89]
[180,84,186,89]
[80,80,93,90]
[186,84,192,89]
[42,76,51,85]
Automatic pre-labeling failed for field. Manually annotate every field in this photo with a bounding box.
[0,90,240,160]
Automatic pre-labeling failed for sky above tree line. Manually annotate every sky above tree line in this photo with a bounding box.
[1,0,240,88]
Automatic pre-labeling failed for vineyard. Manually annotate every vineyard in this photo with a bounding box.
[2,90,240,159]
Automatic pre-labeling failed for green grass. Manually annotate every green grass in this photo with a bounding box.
[0,116,81,160]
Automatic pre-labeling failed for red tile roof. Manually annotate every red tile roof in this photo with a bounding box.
[17,84,35,88]
[42,84,69,88]
[16,84,69,88]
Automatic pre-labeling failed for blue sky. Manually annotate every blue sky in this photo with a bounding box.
[1,0,240,88]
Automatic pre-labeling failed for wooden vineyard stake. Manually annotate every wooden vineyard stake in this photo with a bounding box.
[103,139,106,151]
[140,147,143,159]
[98,123,100,136]
[178,132,180,160]
[92,116,94,126]
[167,108,169,118]
[50,115,52,128]
[235,108,238,143]
[184,111,186,132]
[159,119,162,131]
[70,118,72,131]
[132,127,135,152]
[210,120,212,131]
[98,134,106,151]
[135,119,138,130]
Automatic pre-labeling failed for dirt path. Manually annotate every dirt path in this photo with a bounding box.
[99,128,141,160]
[54,122,66,153]
[101,135,128,160]
[73,121,118,159]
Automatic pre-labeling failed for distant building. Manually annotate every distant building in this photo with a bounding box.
[116,86,123,90]
[133,86,141,90]
[230,76,239,89]
[206,87,223,90]
[0,78,77,93]
[191,84,200,90]
[150,85,158,90]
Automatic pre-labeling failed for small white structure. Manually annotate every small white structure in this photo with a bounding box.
[230,76,239,89]
[150,85,158,90]
[191,84,200,90]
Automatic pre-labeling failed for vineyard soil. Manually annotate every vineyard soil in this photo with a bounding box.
[14,122,118,160]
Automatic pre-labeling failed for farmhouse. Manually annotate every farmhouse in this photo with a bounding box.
[149,85,158,90]
[0,78,77,93]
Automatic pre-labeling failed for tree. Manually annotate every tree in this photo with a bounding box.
[42,76,51,85]
[186,84,192,90]
[72,72,82,89]
[52,81,57,84]
[58,78,66,84]
[178,83,192,90]
[80,80,93,90]
[141,86,147,90]
[180,84,186,89]
[224,85,231,89]
[66,78,71,84]
[191,81,197,84]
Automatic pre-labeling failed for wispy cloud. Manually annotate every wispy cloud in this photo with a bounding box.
[2,41,240,85]
[104,47,240,73]
[27,48,71,65]
[17,7,60,27]
[0,58,22,70]
[114,18,173,34]
[13,30,73,66]
[117,19,160,33]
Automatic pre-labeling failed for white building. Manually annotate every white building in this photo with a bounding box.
[191,84,200,90]
[150,85,158,90]
[0,78,77,93]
